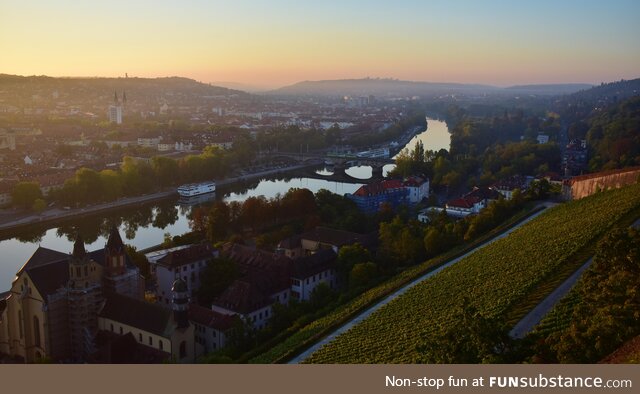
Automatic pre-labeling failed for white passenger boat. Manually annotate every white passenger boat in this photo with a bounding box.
[177,181,216,197]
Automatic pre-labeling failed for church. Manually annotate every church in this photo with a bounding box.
[0,227,195,363]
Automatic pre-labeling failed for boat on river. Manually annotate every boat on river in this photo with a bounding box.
[177,181,216,197]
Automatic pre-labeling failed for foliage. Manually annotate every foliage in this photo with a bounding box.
[303,183,640,363]
[196,257,240,307]
[586,96,640,170]
[125,244,151,278]
[349,262,378,289]
[248,205,540,364]
[336,243,372,281]
[11,181,43,209]
[535,227,640,363]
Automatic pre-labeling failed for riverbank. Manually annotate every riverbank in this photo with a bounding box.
[0,162,319,234]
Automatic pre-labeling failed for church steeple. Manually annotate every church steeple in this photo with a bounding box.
[172,278,189,329]
[105,226,126,277]
[72,234,86,259]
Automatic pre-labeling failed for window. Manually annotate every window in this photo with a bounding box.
[139,333,142,342]
[110,323,114,332]
[33,316,41,347]
[159,341,164,351]
[76,267,81,277]
[182,266,187,272]
[119,327,123,335]
[179,341,187,359]
[212,331,217,338]
[149,336,153,346]
[190,264,194,269]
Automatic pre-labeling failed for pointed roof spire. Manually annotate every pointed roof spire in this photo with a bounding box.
[106,225,124,251]
[73,234,86,258]
[114,91,119,104]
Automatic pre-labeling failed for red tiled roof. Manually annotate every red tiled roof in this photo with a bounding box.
[188,304,236,331]
[353,179,404,197]
[446,197,475,209]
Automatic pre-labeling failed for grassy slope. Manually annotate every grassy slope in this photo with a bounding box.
[305,183,640,363]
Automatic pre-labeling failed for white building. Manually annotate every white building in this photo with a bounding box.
[404,176,430,204]
[157,143,174,152]
[290,249,338,301]
[189,304,234,355]
[146,244,218,307]
[138,137,161,149]
[537,134,550,144]
[108,105,122,124]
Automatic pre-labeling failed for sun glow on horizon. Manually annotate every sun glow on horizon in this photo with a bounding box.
[1,0,639,88]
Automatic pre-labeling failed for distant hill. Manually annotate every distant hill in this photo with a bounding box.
[270,78,498,97]
[505,83,593,95]
[0,74,246,97]
[566,78,640,102]
[0,74,248,115]
[270,77,592,97]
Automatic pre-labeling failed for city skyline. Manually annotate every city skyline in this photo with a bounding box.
[1,0,639,89]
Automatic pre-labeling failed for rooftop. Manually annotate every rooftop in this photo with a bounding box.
[188,304,236,331]
[99,293,174,338]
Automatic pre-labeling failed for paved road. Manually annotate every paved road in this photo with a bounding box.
[510,216,640,339]
[288,204,553,364]
[0,190,177,231]
[509,257,593,339]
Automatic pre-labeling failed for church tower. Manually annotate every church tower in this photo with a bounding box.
[67,234,101,361]
[69,235,91,289]
[171,278,189,329]
[105,226,126,277]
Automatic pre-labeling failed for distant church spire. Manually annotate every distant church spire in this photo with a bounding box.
[72,234,86,259]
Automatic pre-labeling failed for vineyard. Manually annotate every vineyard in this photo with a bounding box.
[304,183,640,363]
[248,206,541,363]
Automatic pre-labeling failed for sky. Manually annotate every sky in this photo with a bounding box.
[1,0,639,89]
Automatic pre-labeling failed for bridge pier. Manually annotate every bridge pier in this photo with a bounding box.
[371,165,385,179]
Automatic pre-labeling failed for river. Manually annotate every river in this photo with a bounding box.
[0,117,449,291]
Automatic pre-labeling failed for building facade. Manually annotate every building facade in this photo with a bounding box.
[0,227,143,362]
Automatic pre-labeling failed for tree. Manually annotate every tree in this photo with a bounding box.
[349,262,377,289]
[11,182,43,209]
[32,198,46,213]
[125,244,151,278]
[207,201,230,243]
[379,216,425,266]
[75,167,104,203]
[336,243,371,280]
[196,257,239,307]
[152,156,180,188]
[100,169,123,201]
[308,282,336,310]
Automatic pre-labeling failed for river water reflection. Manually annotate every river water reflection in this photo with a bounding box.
[0,118,449,290]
